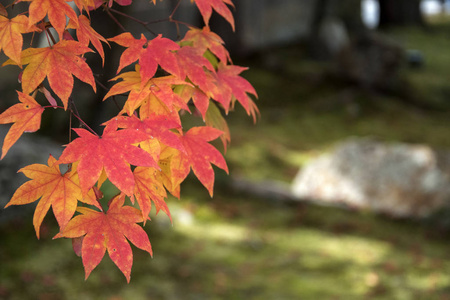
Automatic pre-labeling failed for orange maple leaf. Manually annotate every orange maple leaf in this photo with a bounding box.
[180,126,228,196]
[0,3,7,17]
[108,32,146,73]
[4,155,100,238]
[73,0,96,12]
[105,68,188,115]
[0,91,44,159]
[58,123,158,196]
[191,0,235,30]
[176,84,210,119]
[55,193,152,282]
[7,40,96,109]
[139,90,182,125]
[23,0,79,39]
[158,145,189,198]
[68,15,109,64]
[0,15,38,65]
[133,166,170,223]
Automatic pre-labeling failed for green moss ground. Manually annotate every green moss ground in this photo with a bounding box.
[3,17,450,299]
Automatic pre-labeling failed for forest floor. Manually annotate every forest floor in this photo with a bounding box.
[3,16,450,300]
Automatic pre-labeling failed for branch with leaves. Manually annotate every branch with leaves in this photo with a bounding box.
[0,0,257,282]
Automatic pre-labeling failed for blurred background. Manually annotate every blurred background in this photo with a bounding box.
[4,0,450,299]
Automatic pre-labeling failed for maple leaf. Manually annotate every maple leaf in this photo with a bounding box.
[106,114,184,154]
[211,62,258,117]
[58,123,158,196]
[55,193,152,282]
[180,126,228,196]
[109,33,180,87]
[0,15,38,65]
[105,68,188,115]
[23,0,79,39]
[175,45,216,94]
[138,34,180,86]
[68,15,109,64]
[108,32,146,73]
[133,166,170,223]
[175,83,210,119]
[182,26,230,63]
[191,0,235,30]
[73,0,96,12]
[4,155,100,238]
[158,145,189,198]
[0,91,44,159]
[0,3,7,17]
[139,91,182,125]
[6,40,96,109]
[94,0,132,8]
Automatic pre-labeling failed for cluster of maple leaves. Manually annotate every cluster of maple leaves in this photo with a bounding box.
[0,0,257,282]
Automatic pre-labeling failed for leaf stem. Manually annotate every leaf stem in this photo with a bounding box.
[45,26,57,46]
[68,97,99,136]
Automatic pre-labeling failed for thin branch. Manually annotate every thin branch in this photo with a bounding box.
[109,8,158,36]
[45,24,58,45]
[105,8,127,32]
[169,0,183,20]
[69,107,72,142]
[94,77,109,91]
[42,105,64,109]
[94,78,123,112]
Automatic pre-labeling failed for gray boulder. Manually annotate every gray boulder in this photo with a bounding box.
[291,138,450,218]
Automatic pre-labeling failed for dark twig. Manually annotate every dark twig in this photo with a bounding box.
[68,97,99,136]
[109,8,158,36]
[105,7,127,32]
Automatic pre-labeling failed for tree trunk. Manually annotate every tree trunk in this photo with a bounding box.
[307,0,364,59]
[378,0,424,28]
[307,0,330,59]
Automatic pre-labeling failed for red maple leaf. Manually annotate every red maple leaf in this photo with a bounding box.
[106,114,184,154]
[179,126,228,196]
[55,193,152,282]
[58,123,158,196]
[191,0,235,30]
[175,45,216,94]
[138,34,180,86]
[211,62,259,119]
[0,91,44,159]
[109,33,180,86]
